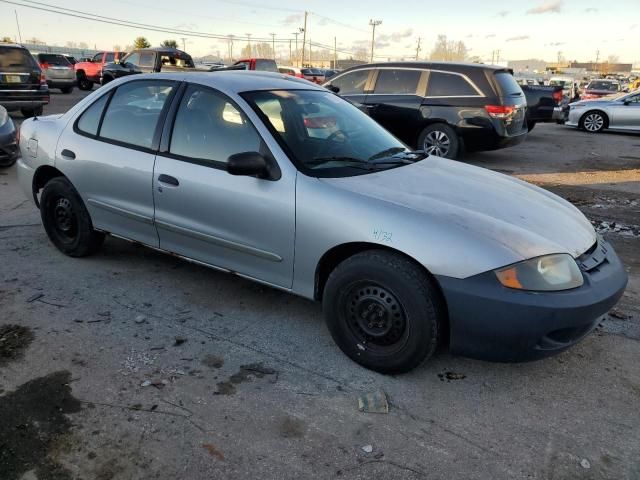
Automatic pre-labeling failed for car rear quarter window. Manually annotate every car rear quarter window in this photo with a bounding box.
[493,72,523,97]
[76,93,110,136]
[329,69,370,95]
[427,72,479,97]
[37,54,70,66]
[0,47,37,69]
[99,81,176,149]
[373,69,422,95]
[169,85,261,165]
[138,52,155,68]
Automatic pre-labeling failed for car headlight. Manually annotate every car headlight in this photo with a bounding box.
[0,107,8,128]
[495,254,584,291]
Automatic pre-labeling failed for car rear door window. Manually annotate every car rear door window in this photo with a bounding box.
[256,59,278,72]
[373,69,422,95]
[124,53,140,66]
[427,72,479,97]
[76,93,110,136]
[100,80,176,149]
[330,70,370,95]
[105,52,115,62]
[92,53,103,63]
[169,85,261,165]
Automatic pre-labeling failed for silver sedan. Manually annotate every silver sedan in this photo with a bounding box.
[16,72,627,373]
[566,90,640,133]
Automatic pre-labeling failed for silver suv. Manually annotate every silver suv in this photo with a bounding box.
[17,72,627,373]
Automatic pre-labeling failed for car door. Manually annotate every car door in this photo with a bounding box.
[363,68,427,143]
[325,68,373,109]
[152,84,296,288]
[610,93,640,129]
[56,79,178,246]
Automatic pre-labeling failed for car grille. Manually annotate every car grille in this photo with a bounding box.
[0,143,18,160]
[577,238,608,273]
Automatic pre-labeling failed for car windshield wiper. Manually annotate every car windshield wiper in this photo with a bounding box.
[308,156,415,169]
[368,147,407,160]
[369,148,428,162]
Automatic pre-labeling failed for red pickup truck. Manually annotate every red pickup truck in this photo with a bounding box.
[74,51,127,91]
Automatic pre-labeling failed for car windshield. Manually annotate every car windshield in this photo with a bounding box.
[38,54,70,66]
[587,81,619,91]
[242,89,423,177]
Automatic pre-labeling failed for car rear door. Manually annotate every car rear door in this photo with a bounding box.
[363,68,426,144]
[152,83,296,288]
[56,79,178,246]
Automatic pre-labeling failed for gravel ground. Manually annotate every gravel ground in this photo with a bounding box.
[1,89,639,480]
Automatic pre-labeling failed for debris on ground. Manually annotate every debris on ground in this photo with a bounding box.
[173,336,187,346]
[202,443,225,460]
[134,315,147,324]
[580,458,591,469]
[202,354,224,369]
[26,293,44,303]
[361,445,373,453]
[609,308,630,320]
[0,324,34,366]
[214,363,277,395]
[438,372,466,382]
[357,389,389,414]
[591,220,640,237]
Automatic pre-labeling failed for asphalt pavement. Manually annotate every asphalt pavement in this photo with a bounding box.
[1,88,639,480]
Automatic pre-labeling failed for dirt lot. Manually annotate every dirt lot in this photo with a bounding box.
[1,89,639,480]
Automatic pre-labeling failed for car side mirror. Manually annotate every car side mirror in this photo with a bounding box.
[326,84,340,93]
[227,152,278,180]
[623,100,631,105]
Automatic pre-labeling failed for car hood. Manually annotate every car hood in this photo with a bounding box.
[321,157,596,260]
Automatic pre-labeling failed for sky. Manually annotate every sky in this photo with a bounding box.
[0,0,638,64]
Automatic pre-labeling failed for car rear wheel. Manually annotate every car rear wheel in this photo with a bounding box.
[418,124,460,159]
[323,250,443,374]
[77,76,93,91]
[580,111,607,133]
[61,86,74,94]
[40,177,105,257]
[21,106,43,118]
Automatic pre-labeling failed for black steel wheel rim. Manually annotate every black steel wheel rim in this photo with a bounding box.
[342,282,409,354]
[51,196,78,241]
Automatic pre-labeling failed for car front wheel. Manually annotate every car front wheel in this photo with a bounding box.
[77,76,93,91]
[323,250,443,374]
[580,111,607,133]
[418,124,460,159]
[40,177,105,257]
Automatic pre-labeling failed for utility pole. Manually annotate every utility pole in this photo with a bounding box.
[369,19,382,63]
[292,31,300,66]
[14,10,22,43]
[495,49,501,63]
[309,39,312,67]
[415,37,421,60]
[334,36,337,69]
[289,39,292,64]
[245,33,252,57]
[269,33,276,61]
[595,49,600,71]
[301,12,308,67]
[180,37,187,51]
[491,50,495,64]
[227,35,234,62]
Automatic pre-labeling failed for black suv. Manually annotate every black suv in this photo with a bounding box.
[0,43,49,117]
[324,62,527,159]
[101,48,195,84]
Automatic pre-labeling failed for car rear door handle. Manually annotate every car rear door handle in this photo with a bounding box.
[61,149,76,160]
[158,174,179,186]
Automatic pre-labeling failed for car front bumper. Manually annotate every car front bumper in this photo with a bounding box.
[436,238,627,362]
[0,123,18,164]
[0,89,50,110]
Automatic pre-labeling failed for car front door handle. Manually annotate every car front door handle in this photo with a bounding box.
[158,174,179,186]
[61,149,76,160]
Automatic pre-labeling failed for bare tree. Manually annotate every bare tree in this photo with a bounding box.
[429,35,469,61]
[78,42,89,50]
[1,36,13,43]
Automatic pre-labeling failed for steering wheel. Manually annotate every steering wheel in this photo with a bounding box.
[318,129,351,157]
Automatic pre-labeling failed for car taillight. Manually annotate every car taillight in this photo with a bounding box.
[485,105,516,119]
[552,90,563,105]
[295,73,304,78]
[39,62,49,69]
[40,73,46,85]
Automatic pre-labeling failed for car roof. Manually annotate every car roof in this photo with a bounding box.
[125,71,325,94]
[345,61,508,72]
[0,43,27,49]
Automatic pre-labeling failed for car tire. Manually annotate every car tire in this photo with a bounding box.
[21,106,43,118]
[418,123,461,159]
[323,250,443,374]
[579,111,607,133]
[77,76,93,91]
[40,177,105,257]
[527,120,536,132]
[102,75,113,85]
[61,86,74,94]
[0,156,17,168]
